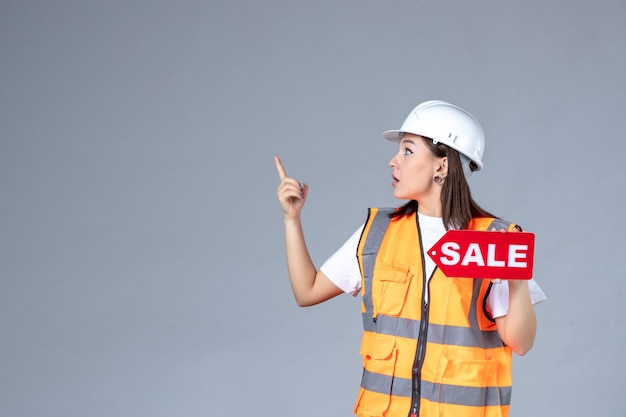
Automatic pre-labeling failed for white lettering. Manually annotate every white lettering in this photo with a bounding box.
[440,242,461,266]
[508,244,528,268]
[461,243,485,266]
[487,243,505,267]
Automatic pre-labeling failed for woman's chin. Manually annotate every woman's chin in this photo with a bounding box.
[392,189,407,200]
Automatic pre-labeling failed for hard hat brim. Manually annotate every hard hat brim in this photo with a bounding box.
[382,130,404,142]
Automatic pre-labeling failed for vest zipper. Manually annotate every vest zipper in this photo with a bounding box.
[409,273,432,417]
[408,216,433,417]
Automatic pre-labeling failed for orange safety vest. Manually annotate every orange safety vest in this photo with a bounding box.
[354,208,517,417]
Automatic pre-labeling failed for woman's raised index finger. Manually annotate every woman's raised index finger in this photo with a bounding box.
[274,155,287,179]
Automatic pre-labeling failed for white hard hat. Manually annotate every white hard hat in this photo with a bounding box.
[383,100,486,171]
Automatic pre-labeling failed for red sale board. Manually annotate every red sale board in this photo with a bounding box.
[427,230,535,280]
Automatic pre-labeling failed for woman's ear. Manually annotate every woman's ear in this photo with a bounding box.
[436,156,448,178]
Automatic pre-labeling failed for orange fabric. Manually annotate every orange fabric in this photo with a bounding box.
[354,209,514,417]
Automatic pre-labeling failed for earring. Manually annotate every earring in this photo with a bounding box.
[433,174,444,184]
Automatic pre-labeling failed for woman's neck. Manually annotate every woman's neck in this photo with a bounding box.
[416,199,442,218]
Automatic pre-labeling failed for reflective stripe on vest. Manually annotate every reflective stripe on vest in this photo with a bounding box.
[359,208,392,327]
[361,313,503,349]
[355,208,515,417]
[361,369,512,407]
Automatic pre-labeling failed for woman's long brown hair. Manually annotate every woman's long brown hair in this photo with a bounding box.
[389,136,495,230]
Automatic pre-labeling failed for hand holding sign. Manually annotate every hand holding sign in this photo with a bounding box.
[427,230,535,279]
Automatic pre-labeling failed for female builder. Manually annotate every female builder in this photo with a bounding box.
[274,100,546,417]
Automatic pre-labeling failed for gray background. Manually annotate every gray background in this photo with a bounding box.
[1,1,625,416]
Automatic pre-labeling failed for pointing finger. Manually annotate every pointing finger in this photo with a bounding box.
[274,155,287,180]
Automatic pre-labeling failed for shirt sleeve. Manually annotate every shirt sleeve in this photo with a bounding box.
[487,279,547,319]
[319,225,364,297]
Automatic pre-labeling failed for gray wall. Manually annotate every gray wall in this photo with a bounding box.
[1,1,625,416]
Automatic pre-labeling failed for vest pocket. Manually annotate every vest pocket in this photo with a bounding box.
[355,335,398,416]
[435,355,503,417]
[372,263,412,317]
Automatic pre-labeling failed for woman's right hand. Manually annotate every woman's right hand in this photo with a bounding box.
[274,155,308,219]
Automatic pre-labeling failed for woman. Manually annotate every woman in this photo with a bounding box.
[274,100,546,417]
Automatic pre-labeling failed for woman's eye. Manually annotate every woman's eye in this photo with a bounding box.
[403,148,413,155]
